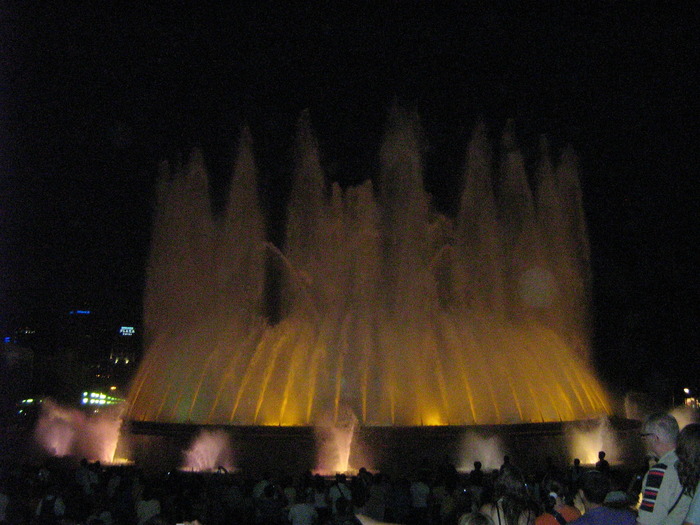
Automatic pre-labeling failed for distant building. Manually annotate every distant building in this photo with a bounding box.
[3,309,140,404]
[83,323,140,394]
[0,342,34,418]
[107,324,140,390]
[6,325,39,347]
[63,308,110,359]
[110,325,138,365]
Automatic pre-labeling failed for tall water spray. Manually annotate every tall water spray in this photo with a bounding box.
[128,110,610,426]
[35,399,123,463]
[182,429,235,472]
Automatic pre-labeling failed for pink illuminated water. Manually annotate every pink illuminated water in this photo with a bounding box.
[34,399,123,463]
[182,429,235,472]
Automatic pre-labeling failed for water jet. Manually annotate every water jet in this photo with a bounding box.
[126,110,613,473]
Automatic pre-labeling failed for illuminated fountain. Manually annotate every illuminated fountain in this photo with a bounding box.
[127,109,610,432]
[314,406,359,475]
[457,432,505,472]
[182,429,235,472]
[564,417,619,466]
[35,399,124,464]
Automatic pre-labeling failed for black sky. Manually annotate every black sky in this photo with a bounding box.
[1,3,698,395]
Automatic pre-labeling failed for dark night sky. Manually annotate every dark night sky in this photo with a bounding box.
[1,3,698,395]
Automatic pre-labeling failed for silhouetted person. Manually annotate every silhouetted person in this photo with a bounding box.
[594,452,609,476]
[481,466,536,525]
[459,511,496,525]
[331,497,362,525]
[468,461,486,508]
[255,483,285,524]
[569,470,635,525]
[676,423,700,525]
[471,461,485,486]
[288,491,318,525]
[536,479,580,525]
[329,474,352,515]
[568,459,583,493]
[35,484,65,525]
[410,470,431,523]
[501,456,512,473]
[544,456,561,480]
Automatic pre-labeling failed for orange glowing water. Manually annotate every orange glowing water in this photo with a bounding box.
[127,111,610,426]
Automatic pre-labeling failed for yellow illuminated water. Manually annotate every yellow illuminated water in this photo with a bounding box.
[127,112,610,426]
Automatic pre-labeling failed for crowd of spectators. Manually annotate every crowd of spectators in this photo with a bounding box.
[0,450,645,525]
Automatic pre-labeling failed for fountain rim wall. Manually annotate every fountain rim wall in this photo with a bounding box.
[124,417,644,477]
[128,416,641,437]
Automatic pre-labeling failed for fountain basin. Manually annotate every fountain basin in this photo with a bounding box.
[126,417,644,478]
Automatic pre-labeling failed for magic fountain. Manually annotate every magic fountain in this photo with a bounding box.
[127,110,610,432]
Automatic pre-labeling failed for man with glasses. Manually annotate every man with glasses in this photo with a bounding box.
[637,412,690,525]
